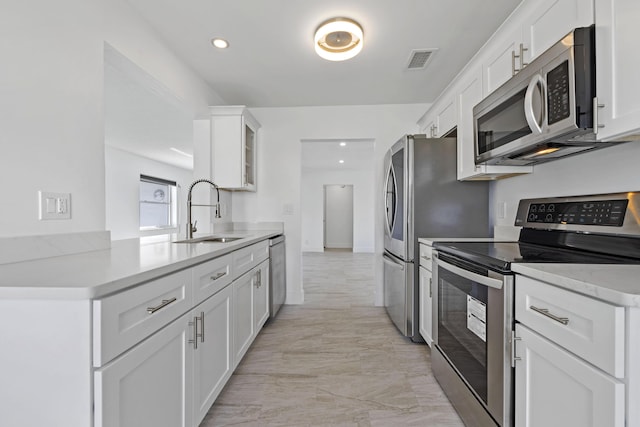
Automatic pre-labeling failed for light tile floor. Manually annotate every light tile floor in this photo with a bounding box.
[201,250,464,426]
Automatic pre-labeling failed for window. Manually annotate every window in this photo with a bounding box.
[139,175,178,230]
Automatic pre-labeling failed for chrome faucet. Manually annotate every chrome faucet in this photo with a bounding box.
[186,179,221,239]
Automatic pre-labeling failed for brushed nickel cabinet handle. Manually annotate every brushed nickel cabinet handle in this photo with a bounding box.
[593,97,605,135]
[429,278,432,298]
[530,305,569,325]
[188,316,198,350]
[519,43,528,69]
[210,272,226,281]
[147,297,177,314]
[511,330,522,368]
[199,311,205,343]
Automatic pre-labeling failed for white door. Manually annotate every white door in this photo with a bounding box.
[514,324,624,427]
[233,268,256,366]
[193,285,233,425]
[253,261,270,332]
[418,265,433,346]
[324,184,353,249]
[595,0,640,141]
[94,313,192,427]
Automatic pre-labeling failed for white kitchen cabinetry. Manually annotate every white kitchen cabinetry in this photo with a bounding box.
[594,0,640,141]
[521,0,594,63]
[482,24,524,95]
[513,275,626,426]
[418,243,433,346]
[210,105,260,191]
[253,261,270,333]
[94,312,193,427]
[482,0,594,96]
[418,94,456,139]
[233,259,269,366]
[192,284,233,425]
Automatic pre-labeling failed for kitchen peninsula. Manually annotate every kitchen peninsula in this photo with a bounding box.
[0,227,282,427]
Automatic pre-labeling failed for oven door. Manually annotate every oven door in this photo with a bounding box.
[432,251,514,427]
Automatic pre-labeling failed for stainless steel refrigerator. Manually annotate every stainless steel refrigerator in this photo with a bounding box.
[383,134,491,342]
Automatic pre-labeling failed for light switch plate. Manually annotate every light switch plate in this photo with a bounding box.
[39,191,71,220]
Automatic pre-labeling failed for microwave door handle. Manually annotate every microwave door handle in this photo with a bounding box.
[524,74,546,134]
[434,254,503,289]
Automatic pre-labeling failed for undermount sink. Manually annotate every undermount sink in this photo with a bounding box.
[173,236,243,244]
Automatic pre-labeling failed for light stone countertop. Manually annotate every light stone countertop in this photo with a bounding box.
[0,230,282,300]
[418,237,512,246]
[512,263,640,308]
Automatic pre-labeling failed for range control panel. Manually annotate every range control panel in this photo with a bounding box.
[526,199,628,226]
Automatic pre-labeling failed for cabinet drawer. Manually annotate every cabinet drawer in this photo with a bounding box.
[192,253,233,304]
[515,276,625,378]
[419,244,433,270]
[93,269,192,367]
[233,241,269,276]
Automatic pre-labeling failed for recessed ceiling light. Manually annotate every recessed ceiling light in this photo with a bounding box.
[314,17,363,61]
[339,160,345,164]
[211,38,229,49]
[339,142,346,147]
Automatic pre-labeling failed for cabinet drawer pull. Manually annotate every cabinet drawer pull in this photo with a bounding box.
[255,270,261,288]
[188,317,198,350]
[146,297,177,314]
[530,305,569,325]
[199,311,205,343]
[210,272,226,281]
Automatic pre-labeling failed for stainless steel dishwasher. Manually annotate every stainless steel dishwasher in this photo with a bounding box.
[268,235,286,321]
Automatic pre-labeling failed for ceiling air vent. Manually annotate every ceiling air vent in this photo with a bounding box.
[406,49,438,70]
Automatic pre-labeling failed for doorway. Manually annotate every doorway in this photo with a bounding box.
[324,184,354,250]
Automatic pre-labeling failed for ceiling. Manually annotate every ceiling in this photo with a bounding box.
[106,0,523,170]
[301,139,375,171]
[126,0,522,108]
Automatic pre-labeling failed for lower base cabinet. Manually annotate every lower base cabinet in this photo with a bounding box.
[96,261,269,427]
[233,260,270,367]
[515,324,625,427]
[94,312,194,427]
[193,284,233,425]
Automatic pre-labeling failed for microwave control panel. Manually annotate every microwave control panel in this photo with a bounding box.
[547,60,570,125]
[526,199,628,226]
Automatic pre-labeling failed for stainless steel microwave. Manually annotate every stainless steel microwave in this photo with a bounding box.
[473,26,615,166]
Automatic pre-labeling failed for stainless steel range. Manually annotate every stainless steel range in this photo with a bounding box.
[432,192,640,427]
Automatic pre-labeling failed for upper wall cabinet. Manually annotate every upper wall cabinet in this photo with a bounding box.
[483,0,594,97]
[418,94,456,138]
[594,0,640,142]
[210,106,260,191]
[418,0,596,181]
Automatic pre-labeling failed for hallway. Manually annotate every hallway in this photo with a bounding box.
[201,251,464,426]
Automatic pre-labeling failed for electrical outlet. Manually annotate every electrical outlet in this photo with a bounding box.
[39,191,71,220]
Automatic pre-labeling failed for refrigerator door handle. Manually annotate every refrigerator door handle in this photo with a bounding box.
[383,253,405,270]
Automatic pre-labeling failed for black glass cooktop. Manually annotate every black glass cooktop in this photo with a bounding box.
[434,228,640,273]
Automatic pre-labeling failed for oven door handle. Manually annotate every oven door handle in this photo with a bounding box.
[434,254,503,289]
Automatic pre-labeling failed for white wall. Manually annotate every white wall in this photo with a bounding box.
[0,0,222,238]
[492,142,640,237]
[302,171,374,253]
[233,104,429,306]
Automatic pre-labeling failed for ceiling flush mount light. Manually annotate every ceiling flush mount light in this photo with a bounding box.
[314,17,363,61]
[339,142,346,146]
[211,38,229,49]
